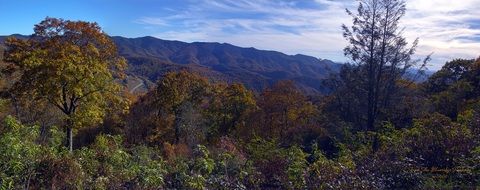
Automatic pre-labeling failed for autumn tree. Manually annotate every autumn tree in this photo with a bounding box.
[257,80,317,139]
[127,71,211,145]
[340,0,427,131]
[3,17,126,152]
[206,83,256,140]
[154,71,211,145]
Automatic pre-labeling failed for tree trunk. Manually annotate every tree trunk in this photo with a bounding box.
[66,127,73,153]
[367,1,377,132]
[367,108,375,131]
[174,111,181,144]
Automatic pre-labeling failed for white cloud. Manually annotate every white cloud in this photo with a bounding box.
[403,0,480,69]
[135,0,480,70]
[135,17,169,26]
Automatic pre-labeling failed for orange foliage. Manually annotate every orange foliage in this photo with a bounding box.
[163,142,192,161]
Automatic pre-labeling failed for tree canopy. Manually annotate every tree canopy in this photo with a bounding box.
[3,17,127,151]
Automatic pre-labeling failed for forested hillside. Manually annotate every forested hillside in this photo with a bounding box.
[0,0,479,189]
[112,36,340,94]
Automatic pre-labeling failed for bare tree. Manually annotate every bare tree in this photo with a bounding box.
[341,0,428,131]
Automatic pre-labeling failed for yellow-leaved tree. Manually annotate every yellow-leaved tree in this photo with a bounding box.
[3,17,127,152]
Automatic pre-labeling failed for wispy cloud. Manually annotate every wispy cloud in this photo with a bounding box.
[135,0,480,70]
[403,0,480,69]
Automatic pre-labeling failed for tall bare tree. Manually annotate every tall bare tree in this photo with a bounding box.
[341,0,427,131]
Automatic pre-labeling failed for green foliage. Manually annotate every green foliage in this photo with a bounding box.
[77,135,134,188]
[129,146,167,188]
[405,113,474,169]
[286,146,308,189]
[0,116,41,189]
[425,59,480,118]
[306,143,368,189]
[0,116,169,189]
[193,145,215,176]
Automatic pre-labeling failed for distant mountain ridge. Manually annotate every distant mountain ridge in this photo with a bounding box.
[112,36,341,93]
[0,35,342,93]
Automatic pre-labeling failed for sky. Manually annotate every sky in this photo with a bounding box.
[0,0,479,70]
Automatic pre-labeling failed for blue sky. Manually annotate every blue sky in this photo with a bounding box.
[1,0,479,70]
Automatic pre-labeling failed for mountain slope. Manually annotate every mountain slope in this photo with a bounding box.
[112,36,341,93]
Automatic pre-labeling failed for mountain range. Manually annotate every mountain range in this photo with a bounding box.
[1,35,342,93]
[112,36,341,93]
